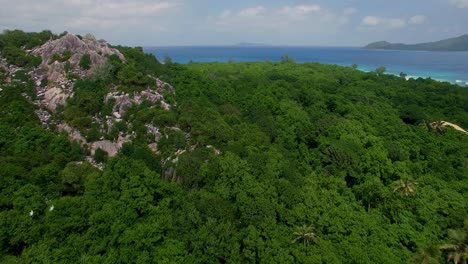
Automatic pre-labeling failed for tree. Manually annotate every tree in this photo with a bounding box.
[164,55,173,65]
[94,148,109,163]
[351,63,358,69]
[60,162,98,196]
[429,121,446,134]
[440,227,468,264]
[2,46,41,67]
[400,72,408,78]
[89,61,114,83]
[79,54,92,70]
[293,225,316,246]
[375,66,386,75]
[117,63,148,86]
[281,55,296,63]
[393,178,418,197]
[412,246,441,264]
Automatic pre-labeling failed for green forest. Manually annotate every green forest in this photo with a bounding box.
[0,30,467,263]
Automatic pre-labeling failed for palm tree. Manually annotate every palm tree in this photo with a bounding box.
[421,120,445,134]
[429,121,445,134]
[422,119,433,131]
[293,225,316,246]
[393,178,418,197]
[412,246,440,264]
[440,229,468,264]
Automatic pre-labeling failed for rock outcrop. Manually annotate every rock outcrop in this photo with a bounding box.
[57,123,87,145]
[57,123,133,158]
[90,135,133,157]
[32,33,124,71]
[2,32,194,172]
[31,33,125,112]
[104,84,171,117]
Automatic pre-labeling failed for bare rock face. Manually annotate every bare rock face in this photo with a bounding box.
[32,33,124,70]
[104,81,173,117]
[90,135,132,157]
[90,141,119,157]
[57,123,87,145]
[105,92,134,116]
[58,122,132,158]
[31,33,125,111]
[44,87,68,111]
[155,78,175,94]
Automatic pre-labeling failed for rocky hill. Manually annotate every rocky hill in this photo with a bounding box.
[0,32,181,169]
[30,33,125,112]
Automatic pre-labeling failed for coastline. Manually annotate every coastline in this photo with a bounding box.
[145,46,468,86]
[356,67,466,86]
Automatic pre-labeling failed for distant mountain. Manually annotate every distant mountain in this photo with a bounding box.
[365,34,468,51]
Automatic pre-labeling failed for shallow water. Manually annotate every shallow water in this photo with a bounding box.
[145,46,468,85]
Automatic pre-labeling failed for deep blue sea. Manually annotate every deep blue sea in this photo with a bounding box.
[144,46,468,86]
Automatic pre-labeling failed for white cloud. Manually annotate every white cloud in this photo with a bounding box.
[360,15,427,30]
[361,16,406,29]
[238,6,266,17]
[451,0,468,8]
[409,15,426,25]
[210,4,350,36]
[0,0,178,42]
[362,16,381,26]
[280,5,321,16]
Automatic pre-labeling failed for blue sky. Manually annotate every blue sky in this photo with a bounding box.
[0,0,467,46]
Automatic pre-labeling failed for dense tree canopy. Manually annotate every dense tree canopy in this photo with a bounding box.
[0,30,467,263]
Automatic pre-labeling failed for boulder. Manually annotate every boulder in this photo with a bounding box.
[44,87,68,111]
[90,140,119,157]
[90,135,132,157]
[57,123,87,145]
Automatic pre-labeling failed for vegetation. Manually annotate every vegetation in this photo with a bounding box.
[0,29,55,50]
[0,30,467,263]
[375,66,387,75]
[79,53,92,70]
[293,225,316,246]
[94,148,109,163]
[0,29,57,67]
[439,221,468,264]
[48,51,72,64]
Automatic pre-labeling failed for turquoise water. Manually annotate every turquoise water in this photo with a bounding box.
[144,46,468,86]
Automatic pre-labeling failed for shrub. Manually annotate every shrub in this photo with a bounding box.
[94,148,109,163]
[79,54,92,70]
[48,53,62,64]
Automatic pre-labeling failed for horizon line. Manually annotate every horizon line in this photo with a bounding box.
[142,44,362,48]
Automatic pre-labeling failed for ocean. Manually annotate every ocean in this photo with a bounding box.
[144,46,468,86]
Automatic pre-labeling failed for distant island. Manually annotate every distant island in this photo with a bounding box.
[365,34,468,51]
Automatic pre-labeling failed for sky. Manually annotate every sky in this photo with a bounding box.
[0,0,467,46]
